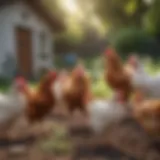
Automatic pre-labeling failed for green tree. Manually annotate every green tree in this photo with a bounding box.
[78,0,149,29]
[41,0,65,20]
[144,0,160,38]
[110,27,160,58]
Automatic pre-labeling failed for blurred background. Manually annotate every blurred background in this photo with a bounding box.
[1,0,160,159]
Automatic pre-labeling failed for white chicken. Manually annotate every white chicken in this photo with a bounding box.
[126,55,160,98]
[125,54,147,77]
[88,94,129,134]
[0,77,27,137]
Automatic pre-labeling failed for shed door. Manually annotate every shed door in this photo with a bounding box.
[15,27,33,78]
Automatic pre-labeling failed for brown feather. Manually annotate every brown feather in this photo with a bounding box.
[104,48,132,102]
[62,65,92,115]
[24,72,57,123]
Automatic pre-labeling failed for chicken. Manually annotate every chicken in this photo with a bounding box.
[0,76,27,138]
[62,63,92,116]
[23,71,58,123]
[125,54,145,73]
[126,55,160,99]
[125,54,148,79]
[88,92,129,134]
[131,91,160,137]
[104,48,132,102]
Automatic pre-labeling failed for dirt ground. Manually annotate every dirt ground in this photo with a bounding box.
[0,106,160,160]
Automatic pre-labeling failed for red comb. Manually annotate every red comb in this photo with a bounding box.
[48,71,57,77]
[77,69,84,76]
[105,48,114,56]
[76,65,84,75]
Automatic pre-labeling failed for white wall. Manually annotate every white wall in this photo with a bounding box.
[0,2,54,78]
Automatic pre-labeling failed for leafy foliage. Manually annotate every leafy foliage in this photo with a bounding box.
[90,0,149,29]
[41,0,65,20]
[110,27,160,58]
[42,0,159,55]
[144,0,160,37]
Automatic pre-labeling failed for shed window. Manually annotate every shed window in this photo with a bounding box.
[40,32,47,59]
[40,32,46,50]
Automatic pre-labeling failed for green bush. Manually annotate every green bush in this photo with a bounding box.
[110,27,160,58]
[143,0,160,37]
[0,78,11,92]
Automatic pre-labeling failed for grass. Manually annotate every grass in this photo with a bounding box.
[0,85,10,92]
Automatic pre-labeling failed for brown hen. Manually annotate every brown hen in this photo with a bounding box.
[132,91,160,137]
[62,63,92,116]
[22,71,58,123]
[104,48,132,102]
